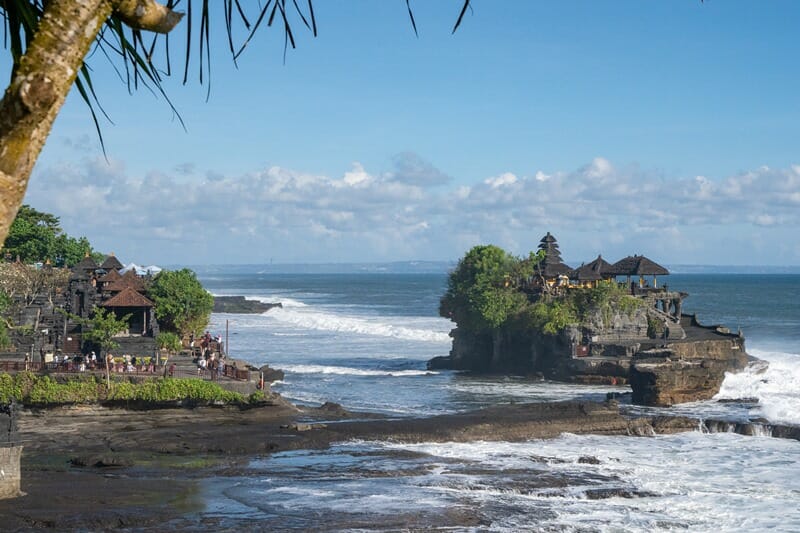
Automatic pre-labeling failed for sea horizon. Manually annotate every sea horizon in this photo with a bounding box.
[174,261,800,275]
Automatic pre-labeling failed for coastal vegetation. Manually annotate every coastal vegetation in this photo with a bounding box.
[155,331,183,354]
[149,269,214,339]
[440,244,643,337]
[0,206,215,355]
[0,205,100,266]
[0,372,264,406]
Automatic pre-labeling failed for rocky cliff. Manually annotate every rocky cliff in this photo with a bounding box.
[430,312,751,407]
[628,317,750,406]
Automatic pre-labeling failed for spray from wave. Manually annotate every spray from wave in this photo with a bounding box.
[715,348,800,426]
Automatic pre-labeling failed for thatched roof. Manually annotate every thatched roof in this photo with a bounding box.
[608,255,669,276]
[73,253,98,272]
[101,287,154,308]
[569,255,614,281]
[100,253,124,271]
[536,232,572,278]
[97,269,122,283]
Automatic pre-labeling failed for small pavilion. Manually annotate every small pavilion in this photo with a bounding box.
[608,255,669,288]
[569,255,614,288]
[100,287,156,336]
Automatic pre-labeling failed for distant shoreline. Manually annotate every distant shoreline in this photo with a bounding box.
[176,262,800,275]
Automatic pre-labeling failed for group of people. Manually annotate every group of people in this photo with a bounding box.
[196,351,226,380]
[105,353,160,374]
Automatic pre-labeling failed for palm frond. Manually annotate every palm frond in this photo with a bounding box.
[0,0,475,146]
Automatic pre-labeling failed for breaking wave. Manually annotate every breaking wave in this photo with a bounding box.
[715,348,800,426]
[281,364,438,377]
[266,307,451,343]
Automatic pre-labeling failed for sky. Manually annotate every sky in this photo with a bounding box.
[13,0,800,266]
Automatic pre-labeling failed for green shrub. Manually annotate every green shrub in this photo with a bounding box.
[156,331,183,353]
[0,372,245,406]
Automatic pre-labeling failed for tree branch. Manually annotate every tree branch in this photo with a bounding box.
[112,0,184,34]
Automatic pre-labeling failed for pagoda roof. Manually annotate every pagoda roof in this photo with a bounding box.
[540,232,557,244]
[569,255,614,281]
[608,255,669,276]
[73,254,98,272]
[536,232,571,278]
[101,287,154,308]
[100,253,124,271]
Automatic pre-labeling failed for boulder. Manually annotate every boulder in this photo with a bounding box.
[629,337,750,406]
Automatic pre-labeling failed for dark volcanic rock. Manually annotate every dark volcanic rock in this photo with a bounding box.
[213,296,282,314]
[259,364,285,383]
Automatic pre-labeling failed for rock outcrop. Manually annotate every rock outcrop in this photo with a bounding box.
[628,317,749,406]
[213,296,282,314]
[431,313,751,406]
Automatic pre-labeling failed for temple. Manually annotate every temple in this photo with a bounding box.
[42,253,159,359]
[431,232,751,407]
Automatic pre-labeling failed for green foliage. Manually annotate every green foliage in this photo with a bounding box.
[0,372,245,405]
[527,298,579,335]
[440,245,530,331]
[106,378,243,404]
[156,331,183,353]
[1,205,98,266]
[569,281,645,327]
[647,317,665,339]
[0,372,101,404]
[248,390,267,404]
[148,269,214,338]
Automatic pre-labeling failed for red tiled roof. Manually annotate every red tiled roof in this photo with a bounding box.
[101,287,154,308]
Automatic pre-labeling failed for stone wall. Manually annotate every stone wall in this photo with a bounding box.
[0,446,22,499]
[0,404,22,499]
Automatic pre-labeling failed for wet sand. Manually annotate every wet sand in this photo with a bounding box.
[0,397,697,530]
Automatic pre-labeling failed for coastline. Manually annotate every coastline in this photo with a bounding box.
[0,397,698,530]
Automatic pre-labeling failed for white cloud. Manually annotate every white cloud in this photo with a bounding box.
[23,156,800,265]
[484,172,518,188]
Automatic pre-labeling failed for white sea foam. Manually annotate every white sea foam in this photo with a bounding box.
[281,364,437,377]
[715,347,800,425]
[247,295,306,308]
[372,432,800,531]
[266,307,451,343]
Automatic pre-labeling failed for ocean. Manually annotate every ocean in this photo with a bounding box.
[199,271,800,531]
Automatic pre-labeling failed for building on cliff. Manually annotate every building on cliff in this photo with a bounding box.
[430,232,751,407]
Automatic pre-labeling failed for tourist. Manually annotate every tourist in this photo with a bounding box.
[168,362,176,377]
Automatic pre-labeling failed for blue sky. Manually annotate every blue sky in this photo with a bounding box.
[17,1,800,265]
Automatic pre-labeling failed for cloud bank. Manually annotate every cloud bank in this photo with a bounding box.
[26,155,800,265]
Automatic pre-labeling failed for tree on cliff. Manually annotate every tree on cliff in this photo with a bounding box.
[440,244,536,332]
[0,1,473,252]
[1,205,98,266]
[148,268,213,339]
